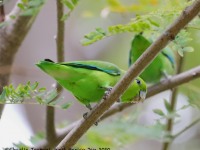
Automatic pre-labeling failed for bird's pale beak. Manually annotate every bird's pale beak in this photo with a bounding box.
[139,90,146,102]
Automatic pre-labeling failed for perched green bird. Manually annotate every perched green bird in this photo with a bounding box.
[36,59,147,109]
[129,34,175,83]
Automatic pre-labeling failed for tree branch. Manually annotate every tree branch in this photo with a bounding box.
[46,0,65,146]
[162,54,184,150]
[0,0,5,22]
[0,0,44,118]
[36,65,200,148]
[56,0,65,63]
[55,0,200,148]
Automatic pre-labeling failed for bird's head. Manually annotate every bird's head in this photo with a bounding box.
[121,77,147,104]
[134,77,147,103]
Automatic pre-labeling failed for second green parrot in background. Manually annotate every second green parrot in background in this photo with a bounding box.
[129,34,176,83]
[36,59,147,110]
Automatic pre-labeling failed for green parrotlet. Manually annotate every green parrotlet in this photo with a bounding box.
[129,34,176,83]
[36,59,147,109]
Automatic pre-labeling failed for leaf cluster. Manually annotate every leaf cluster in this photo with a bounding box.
[17,0,45,16]
[80,0,199,57]
[0,81,71,109]
[61,0,80,20]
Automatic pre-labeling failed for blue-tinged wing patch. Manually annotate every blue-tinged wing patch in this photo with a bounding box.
[161,51,175,68]
[61,62,121,76]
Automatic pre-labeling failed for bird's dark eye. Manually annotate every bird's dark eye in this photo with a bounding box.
[136,79,141,85]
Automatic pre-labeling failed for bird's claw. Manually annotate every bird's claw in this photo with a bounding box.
[83,112,88,119]
[103,87,112,100]
[86,104,92,111]
[94,118,101,126]
[83,112,100,126]
[116,98,121,103]
[94,121,98,126]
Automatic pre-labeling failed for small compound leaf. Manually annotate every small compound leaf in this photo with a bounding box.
[164,99,172,113]
[61,13,70,21]
[153,109,165,116]
[17,3,26,10]
[30,82,39,90]
[49,97,64,105]
[62,0,74,10]
[22,0,28,3]
[36,96,43,104]
[81,28,107,46]
[21,8,38,16]
[28,0,43,7]
[182,47,194,53]
[71,0,79,5]
[61,102,71,109]
[13,142,29,149]
[96,27,106,35]
[180,105,190,110]
[178,49,184,57]
[44,89,58,104]
[10,15,16,19]
[147,18,160,27]
[30,132,45,145]
[0,89,6,103]
[0,22,9,28]
[38,87,46,92]
[166,112,180,119]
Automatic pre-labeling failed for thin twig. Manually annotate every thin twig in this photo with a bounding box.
[46,0,65,146]
[162,54,184,150]
[0,0,5,22]
[56,0,65,62]
[35,65,200,148]
[173,117,200,139]
[55,1,200,148]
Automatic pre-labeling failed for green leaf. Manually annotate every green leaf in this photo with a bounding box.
[71,0,78,5]
[0,22,8,28]
[48,97,63,105]
[0,89,6,103]
[28,0,43,7]
[22,0,28,4]
[165,112,180,119]
[182,47,194,52]
[35,96,43,104]
[30,132,45,145]
[153,109,165,116]
[81,28,106,46]
[10,15,16,19]
[61,13,70,21]
[164,99,172,113]
[180,105,190,110]
[13,142,29,149]
[61,102,71,109]
[21,8,38,16]
[96,27,106,35]
[30,82,39,90]
[17,3,26,10]
[147,18,160,27]
[62,0,74,10]
[178,49,184,57]
[44,89,58,104]
[38,87,46,92]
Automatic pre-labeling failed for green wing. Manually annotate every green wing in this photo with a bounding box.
[60,60,121,76]
[129,34,151,67]
[161,48,175,69]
